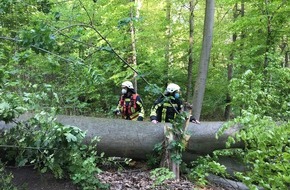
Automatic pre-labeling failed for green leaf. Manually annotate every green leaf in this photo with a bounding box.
[41,167,47,173]
[65,133,77,142]
[18,159,28,167]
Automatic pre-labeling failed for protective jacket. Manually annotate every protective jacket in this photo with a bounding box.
[150,95,183,122]
[116,92,145,121]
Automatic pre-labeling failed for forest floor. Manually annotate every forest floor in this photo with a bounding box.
[6,161,226,190]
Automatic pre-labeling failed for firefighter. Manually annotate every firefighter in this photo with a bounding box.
[114,81,144,121]
[150,83,200,124]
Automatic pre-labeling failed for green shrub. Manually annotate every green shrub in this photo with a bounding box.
[188,155,227,186]
[219,112,290,189]
[150,167,175,186]
[0,111,108,190]
[0,161,17,190]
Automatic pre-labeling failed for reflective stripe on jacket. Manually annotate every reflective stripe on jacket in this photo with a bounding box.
[150,96,182,122]
[117,94,144,120]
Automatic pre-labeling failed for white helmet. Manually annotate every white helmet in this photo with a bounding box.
[166,83,180,93]
[121,81,134,89]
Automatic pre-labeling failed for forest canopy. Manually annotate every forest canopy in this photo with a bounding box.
[0,0,289,121]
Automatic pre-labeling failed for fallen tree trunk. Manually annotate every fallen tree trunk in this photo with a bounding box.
[0,114,244,162]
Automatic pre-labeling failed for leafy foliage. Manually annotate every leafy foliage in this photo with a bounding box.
[0,111,108,189]
[216,112,290,190]
[230,67,290,120]
[0,162,17,190]
[0,0,289,189]
[166,112,191,165]
[0,92,26,123]
[188,155,227,186]
[1,0,288,119]
[232,114,289,189]
[146,142,163,168]
[150,167,175,186]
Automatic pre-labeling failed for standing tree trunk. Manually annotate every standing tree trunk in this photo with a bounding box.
[224,3,238,120]
[192,0,215,120]
[165,0,172,83]
[238,1,245,116]
[280,36,289,68]
[263,0,274,76]
[130,0,140,92]
[186,0,196,104]
[285,40,289,68]
[286,50,290,68]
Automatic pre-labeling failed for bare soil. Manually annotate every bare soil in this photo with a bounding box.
[6,166,77,190]
[6,162,225,190]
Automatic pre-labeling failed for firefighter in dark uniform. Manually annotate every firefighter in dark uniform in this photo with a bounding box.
[115,81,144,121]
[150,83,200,124]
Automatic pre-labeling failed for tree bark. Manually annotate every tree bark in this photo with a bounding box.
[224,3,238,120]
[192,0,215,120]
[165,0,172,83]
[286,49,289,68]
[0,114,243,163]
[130,0,139,92]
[186,0,195,103]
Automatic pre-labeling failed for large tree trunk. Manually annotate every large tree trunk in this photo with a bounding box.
[164,0,172,83]
[192,0,215,120]
[0,114,243,162]
[130,0,140,92]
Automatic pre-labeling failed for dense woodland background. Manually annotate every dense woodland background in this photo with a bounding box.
[0,0,290,189]
[0,0,289,121]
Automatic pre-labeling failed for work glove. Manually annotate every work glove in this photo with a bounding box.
[151,120,158,124]
[137,116,143,121]
[190,116,200,124]
[113,110,121,115]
